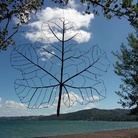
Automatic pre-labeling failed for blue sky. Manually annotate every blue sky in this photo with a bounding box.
[0,0,135,116]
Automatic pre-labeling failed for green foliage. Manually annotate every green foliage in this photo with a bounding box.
[0,0,44,51]
[113,28,138,116]
[53,0,138,27]
[85,0,137,27]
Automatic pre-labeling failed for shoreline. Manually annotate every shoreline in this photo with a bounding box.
[35,128,138,138]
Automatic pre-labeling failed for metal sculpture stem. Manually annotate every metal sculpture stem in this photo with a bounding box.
[57,20,65,116]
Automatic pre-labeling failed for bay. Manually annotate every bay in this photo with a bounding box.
[0,120,138,138]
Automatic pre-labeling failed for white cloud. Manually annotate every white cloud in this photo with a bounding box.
[75,30,91,43]
[0,95,98,116]
[62,92,76,107]
[0,97,2,108]
[83,103,97,110]
[25,7,94,44]
[87,95,100,102]
[2,101,26,109]
[55,92,94,114]
[61,92,83,107]
[0,99,29,116]
[0,99,51,116]
[38,45,55,61]
[23,5,94,62]
[0,97,2,103]
[67,0,79,9]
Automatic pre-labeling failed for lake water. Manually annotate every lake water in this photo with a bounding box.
[0,120,138,138]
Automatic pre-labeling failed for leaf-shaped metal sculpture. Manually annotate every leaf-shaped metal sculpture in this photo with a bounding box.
[11,18,110,116]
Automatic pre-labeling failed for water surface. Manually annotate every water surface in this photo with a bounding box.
[0,120,138,138]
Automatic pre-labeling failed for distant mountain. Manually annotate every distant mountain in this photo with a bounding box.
[0,108,137,121]
[39,108,137,121]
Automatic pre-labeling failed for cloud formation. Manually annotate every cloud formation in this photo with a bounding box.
[53,92,98,114]
[25,7,94,44]
[0,97,2,103]
[0,98,52,116]
[61,92,83,107]
[0,98,29,116]
[0,97,2,108]
[67,0,79,9]
[2,101,26,109]
[0,95,97,116]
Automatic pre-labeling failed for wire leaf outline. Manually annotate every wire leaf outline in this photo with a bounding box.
[11,18,110,116]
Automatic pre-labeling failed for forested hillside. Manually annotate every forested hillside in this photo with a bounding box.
[0,108,137,121]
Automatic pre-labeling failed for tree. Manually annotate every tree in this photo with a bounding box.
[10,18,110,116]
[113,28,138,116]
[53,0,138,26]
[0,0,44,51]
[1,0,138,51]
